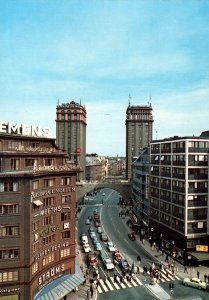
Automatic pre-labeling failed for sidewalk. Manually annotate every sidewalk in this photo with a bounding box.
[122,213,209,283]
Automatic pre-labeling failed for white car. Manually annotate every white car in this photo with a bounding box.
[83,244,91,253]
[103,258,115,270]
[82,235,88,245]
[107,241,116,252]
[90,232,96,239]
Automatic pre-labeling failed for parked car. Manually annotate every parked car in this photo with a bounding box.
[85,218,90,225]
[95,242,102,251]
[81,235,88,245]
[83,244,91,253]
[92,236,99,245]
[119,259,129,270]
[101,233,108,242]
[183,277,207,290]
[88,253,98,268]
[113,250,122,263]
[88,227,94,233]
[107,241,116,252]
[128,231,136,241]
[90,232,96,239]
[97,226,103,234]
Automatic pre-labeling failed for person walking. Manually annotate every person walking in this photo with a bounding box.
[86,289,90,300]
[90,284,94,298]
[197,270,200,279]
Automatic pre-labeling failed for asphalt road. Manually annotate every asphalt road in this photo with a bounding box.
[77,188,209,300]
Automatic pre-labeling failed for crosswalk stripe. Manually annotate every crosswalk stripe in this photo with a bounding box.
[99,279,108,292]
[159,271,170,281]
[98,286,103,293]
[133,276,143,286]
[105,278,114,291]
[123,278,132,287]
[110,277,120,289]
[166,269,180,280]
[130,278,137,287]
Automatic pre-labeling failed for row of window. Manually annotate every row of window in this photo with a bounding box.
[32,232,71,253]
[0,271,18,282]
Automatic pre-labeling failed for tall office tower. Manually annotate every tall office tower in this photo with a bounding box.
[56,101,87,181]
[150,135,209,261]
[125,103,153,180]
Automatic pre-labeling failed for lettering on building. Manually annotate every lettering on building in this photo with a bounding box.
[0,288,20,294]
[34,242,69,261]
[0,121,50,137]
[38,264,65,286]
[39,225,60,237]
[31,187,75,201]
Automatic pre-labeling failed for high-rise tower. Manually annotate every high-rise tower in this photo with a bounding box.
[125,102,153,180]
[56,101,87,180]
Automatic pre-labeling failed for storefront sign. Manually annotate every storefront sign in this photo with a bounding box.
[196,245,208,252]
[0,121,50,137]
[39,225,60,237]
[40,206,61,216]
[0,287,20,294]
[38,264,65,285]
[33,164,79,172]
[34,242,69,261]
[31,186,76,200]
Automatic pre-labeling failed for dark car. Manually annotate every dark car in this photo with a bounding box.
[100,233,108,242]
[119,259,129,270]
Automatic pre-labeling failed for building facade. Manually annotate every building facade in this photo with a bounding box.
[0,132,82,300]
[85,155,108,181]
[56,101,87,181]
[125,103,153,181]
[131,148,150,236]
[150,136,209,254]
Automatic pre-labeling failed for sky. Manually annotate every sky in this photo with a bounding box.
[0,0,209,156]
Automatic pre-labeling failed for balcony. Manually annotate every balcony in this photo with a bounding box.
[172,173,185,180]
[160,184,171,190]
[188,187,207,193]
[172,160,185,166]
[188,174,208,180]
[172,186,185,193]
[173,147,185,153]
[188,147,208,153]
[188,161,208,167]
[187,228,207,234]
[161,172,171,178]
[188,200,207,207]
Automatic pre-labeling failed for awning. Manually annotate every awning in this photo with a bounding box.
[33,200,43,206]
[33,261,84,300]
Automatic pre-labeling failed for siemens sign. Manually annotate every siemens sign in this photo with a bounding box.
[0,121,50,137]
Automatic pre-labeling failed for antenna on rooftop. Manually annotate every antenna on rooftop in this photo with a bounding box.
[156,130,158,140]
[128,94,131,106]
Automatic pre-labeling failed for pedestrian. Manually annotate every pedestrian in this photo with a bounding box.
[83,275,86,286]
[204,274,207,283]
[184,265,188,273]
[197,270,200,279]
[86,289,90,300]
[114,273,117,283]
[137,266,140,274]
[137,255,141,263]
[120,275,123,283]
[96,279,99,288]
[90,284,94,298]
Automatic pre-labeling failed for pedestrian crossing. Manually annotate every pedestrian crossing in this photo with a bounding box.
[97,269,180,293]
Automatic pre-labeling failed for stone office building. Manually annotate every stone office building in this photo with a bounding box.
[0,128,83,300]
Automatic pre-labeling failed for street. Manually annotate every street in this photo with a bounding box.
[77,188,209,300]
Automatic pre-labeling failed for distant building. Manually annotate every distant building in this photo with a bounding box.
[150,135,209,257]
[86,154,108,181]
[108,156,126,177]
[56,101,87,181]
[125,103,153,181]
[131,148,150,235]
[0,131,83,300]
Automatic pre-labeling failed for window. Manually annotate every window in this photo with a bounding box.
[44,178,55,187]
[0,271,18,282]
[32,180,39,190]
[43,197,55,206]
[11,159,20,170]
[61,212,71,221]
[0,226,19,237]
[43,216,54,226]
[60,248,70,258]
[0,182,19,192]
[61,177,71,186]
[32,241,39,253]
[44,159,54,166]
[62,231,71,239]
[43,234,55,245]
[25,159,37,167]
[43,253,55,266]
[32,262,39,275]
[61,195,71,204]
[32,221,39,232]
[0,249,19,260]
[0,204,19,214]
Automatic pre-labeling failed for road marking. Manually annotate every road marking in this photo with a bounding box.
[110,276,120,289]
[99,279,108,292]
[134,276,143,285]
[105,278,114,291]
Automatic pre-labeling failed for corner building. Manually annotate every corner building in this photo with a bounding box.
[0,133,82,300]
[150,136,209,253]
[126,104,153,181]
[56,101,87,181]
